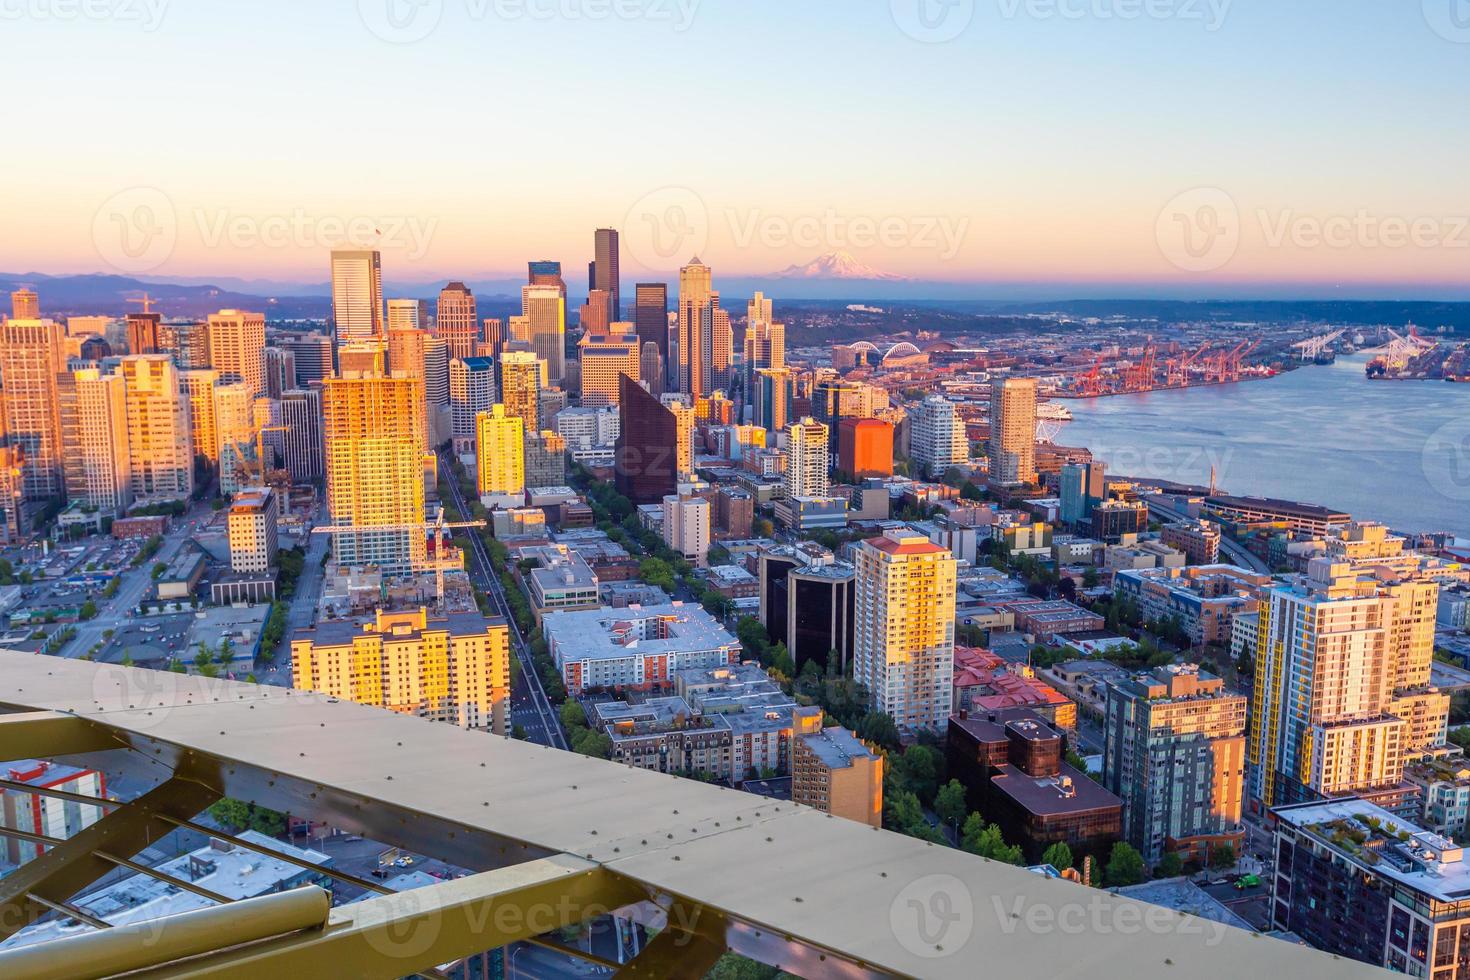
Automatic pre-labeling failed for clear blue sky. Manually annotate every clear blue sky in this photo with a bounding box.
[6,0,1469,296]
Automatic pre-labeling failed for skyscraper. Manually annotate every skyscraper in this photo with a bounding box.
[481,317,504,357]
[676,258,715,396]
[449,357,497,450]
[1103,664,1247,864]
[386,298,428,332]
[180,369,221,466]
[640,342,664,398]
[213,381,256,496]
[0,317,66,501]
[580,289,613,335]
[207,309,267,397]
[755,367,792,432]
[58,368,131,515]
[423,336,450,447]
[126,311,160,356]
[120,355,194,503]
[911,395,969,479]
[436,282,479,361]
[528,260,567,299]
[10,288,39,319]
[853,528,957,731]
[158,320,210,370]
[498,351,543,435]
[743,300,784,399]
[322,372,427,573]
[988,377,1038,488]
[1059,460,1107,527]
[577,331,640,407]
[633,283,669,372]
[330,249,384,343]
[279,332,333,386]
[263,347,296,400]
[279,387,325,484]
[591,228,621,320]
[784,418,830,499]
[837,418,894,480]
[521,285,566,383]
[615,375,678,505]
[476,404,525,503]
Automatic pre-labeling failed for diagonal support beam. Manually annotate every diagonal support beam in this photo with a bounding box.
[0,711,127,759]
[0,774,220,941]
[131,854,649,979]
[612,907,727,980]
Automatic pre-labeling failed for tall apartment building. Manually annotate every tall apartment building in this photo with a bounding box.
[499,351,543,434]
[423,336,450,445]
[228,487,279,573]
[633,283,668,374]
[120,355,193,503]
[524,430,566,488]
[674,258,716,396]
[910,395,968,479]
[436,282,479,361]
[291,608,511,734]
[386,297,428,331]
[158,320,211,370]
[663,396,695,481]
[988,377,1037,487]
[0,318,66,501]
[58,369,131,515]
[180,369,220,466]
[853,528,958,731]
[1059,460,1107,527]
[322,372,427,573]
[1103,664,1247,864]
[520,285,566,383]
[207,309,267,397]
[837,418,893,480]
[591,227,621,320]
[330,249,384,342]
[279,388,324,483]
[213,381,257,496]
[755,367,791,432]
[577,331,640,407]
[783,417,830,499]
[263,347,296,399]
[476,404,525,503]
[1250,557,1445,809]
[792,718,883,828]
[448,357,496,450]
[662,494,711,567]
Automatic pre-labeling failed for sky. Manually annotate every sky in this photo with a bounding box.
[5,0,1470,298]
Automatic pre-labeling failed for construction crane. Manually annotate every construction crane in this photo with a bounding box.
[126,293,160,315]
[311,510,487,606]
[1122,342,1157,391]
[1073,353,1106,397]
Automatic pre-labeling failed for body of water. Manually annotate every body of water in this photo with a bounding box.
[1062,355,1470,537]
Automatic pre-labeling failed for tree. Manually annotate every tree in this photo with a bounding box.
[1155,851,1185,878]
[934,779,968,831]
[1083,566,1100,588]
[79,600,98,620]
[1041,841,1074,871]
[891,745,942,805]
[960,815,1024,864]
[857,711,901,753]
[884,789,926,834]
[1209,843,1237,871]
[572,730,612,759]
[734,616,772,662]
[560,699,587,730]
[1105,842,1147,887]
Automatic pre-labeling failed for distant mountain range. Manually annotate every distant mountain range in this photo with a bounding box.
[771,251,910,282]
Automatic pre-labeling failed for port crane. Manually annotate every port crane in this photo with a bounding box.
[1292,329,1345,361]
[311,510,487,606]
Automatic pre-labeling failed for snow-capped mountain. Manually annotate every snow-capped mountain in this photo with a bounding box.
[771,251,910,281]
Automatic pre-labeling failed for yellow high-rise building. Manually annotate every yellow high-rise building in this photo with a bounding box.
[853,528,957,731]
[322,372,427,573]
[120,355,194,503]
[499,351,544,434]
[206,309,267,398]
[291,607,510,734]
[476,404,525,501]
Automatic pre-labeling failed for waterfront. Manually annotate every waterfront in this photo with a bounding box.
[1064,355,1470,537]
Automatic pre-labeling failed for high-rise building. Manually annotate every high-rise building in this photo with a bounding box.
[1250,557,1445,809]
[837,418,894,480]
[279,388,325,484]
[120,355,194,503]
[988,377,1038,488]
[591,228,621,320]
[1059,460,1107,527]
[213,381,256,496]
[386,298,428,332]
[10,288,39,319]
[639,342,664,398]
[711,305,733,390]
[0,318,66,501]
[527,260,567,298]
[330,249,384,343]
[524,430,567,488]
[633,283,669,375]
[279,332,333,386]
[1103,664,1247,864]
[755,367,791,432]
[58,369,131,515]
[292,608,511,734]
[180,369,221,465]
[322,372,427,573]
[662,494,710,566]
[158,320,211,370]
[498,351,543,434]
[207,309,267,397]
[435,282,478,361]
[521,285,566,383]
[481,317,504,357]
[580,289,613,335]
[911,395,969,479]
[423,336,450,446]
[743,302,784,398]
[615,375,678,505]
[854,528,957,731]
[663,396,695,481]
[476,404,524,503]
[228,487,279,574]
[125,312,161,356]
[784,418,830,499]
[337,339,386,377]
[577,330,640,407]
[388,327,437,445]
[263,347,296,400]
[449,357,497,450]
[675,258,715,396]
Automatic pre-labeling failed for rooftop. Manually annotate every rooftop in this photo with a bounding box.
[799,726,878,770]
[544,603,740,665]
